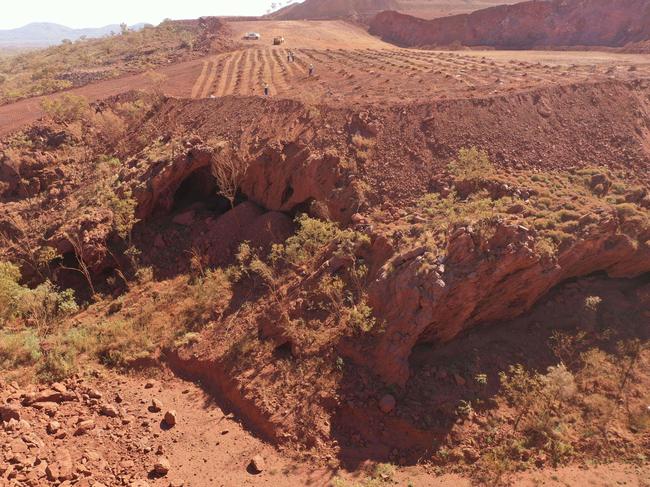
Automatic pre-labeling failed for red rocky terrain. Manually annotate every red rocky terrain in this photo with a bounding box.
[370,0,650,49]
[1,15,649,487]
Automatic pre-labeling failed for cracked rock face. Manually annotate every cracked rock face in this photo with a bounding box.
[369,216,650,385]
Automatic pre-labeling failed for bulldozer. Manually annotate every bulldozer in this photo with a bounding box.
[273,36,285,46]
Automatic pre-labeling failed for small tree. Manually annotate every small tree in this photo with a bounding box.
[210,142,249,208]
[0,215,59,280]
[93,110,127,150]
[62,231,96,297]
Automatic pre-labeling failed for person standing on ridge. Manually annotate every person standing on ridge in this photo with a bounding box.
[309,64,314,76]
[264,83,269,97]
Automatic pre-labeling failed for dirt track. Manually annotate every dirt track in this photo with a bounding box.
[231,20,394,49]
[0,58,204,136]
[3,369,647,486]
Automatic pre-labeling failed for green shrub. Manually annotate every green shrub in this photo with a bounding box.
[31,325,97,382]
[0,261,24,325]
[40,93,90,122]
[498,363,577,466]
[417,190,510,249]
[37,348,77,382]
[94,319,153,368]
[189,268,233,323]
[18,281,78,333]
[535,237,557,259]
[273,214,369,267]
[0,329,41,368]
[556,209,581,222]
[347,299,376,333]
[448,147,495,181]
[0,262,77,332]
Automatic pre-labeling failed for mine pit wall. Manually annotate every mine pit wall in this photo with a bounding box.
[369,0,650,49]
[363,81,650,386]
[131,80,650,448]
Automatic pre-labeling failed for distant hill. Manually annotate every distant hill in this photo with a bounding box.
[370,0,650,49]
[0,22,148,48]
[266,0,520,21]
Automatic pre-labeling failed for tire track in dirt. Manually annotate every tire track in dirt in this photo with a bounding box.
[234,49,250,95]
[290,49,309,75]
[245,47,258,96]
[191,59,211,99]
[254,49,265,94]
[299,49,327,67]
[257,48,274,96]
[264,48,289,96]
[226,50,245,96]
[210,55,230,97]
[201,57,223,98]
[213,51,238,97]
[259,48,274,96]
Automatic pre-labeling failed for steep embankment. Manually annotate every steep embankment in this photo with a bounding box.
[370,0,650,49]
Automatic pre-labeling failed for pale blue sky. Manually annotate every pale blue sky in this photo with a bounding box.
[1,0,299,29]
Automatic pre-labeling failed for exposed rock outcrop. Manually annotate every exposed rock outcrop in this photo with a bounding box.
[369,211,650,385]
[370,0,650,49]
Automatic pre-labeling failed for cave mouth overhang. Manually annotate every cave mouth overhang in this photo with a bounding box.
[171,165,232,214]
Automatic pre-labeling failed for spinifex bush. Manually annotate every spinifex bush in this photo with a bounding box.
[447,147,495,182]
[40,93,90,123]
[0,329,41,369]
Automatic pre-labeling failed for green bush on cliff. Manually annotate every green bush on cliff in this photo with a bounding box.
[0,261,24,326]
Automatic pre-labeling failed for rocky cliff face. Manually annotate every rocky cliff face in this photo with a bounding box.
[369,211,650,385]
[370,0,650,49]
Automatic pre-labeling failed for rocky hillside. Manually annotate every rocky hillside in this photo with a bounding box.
[370,0,650,49]
[0,22,147,48]
[1,75,649,481]
[267,0,519,21]
[0,18,235,105]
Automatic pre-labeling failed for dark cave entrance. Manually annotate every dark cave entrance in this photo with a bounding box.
[172,166,232,214]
